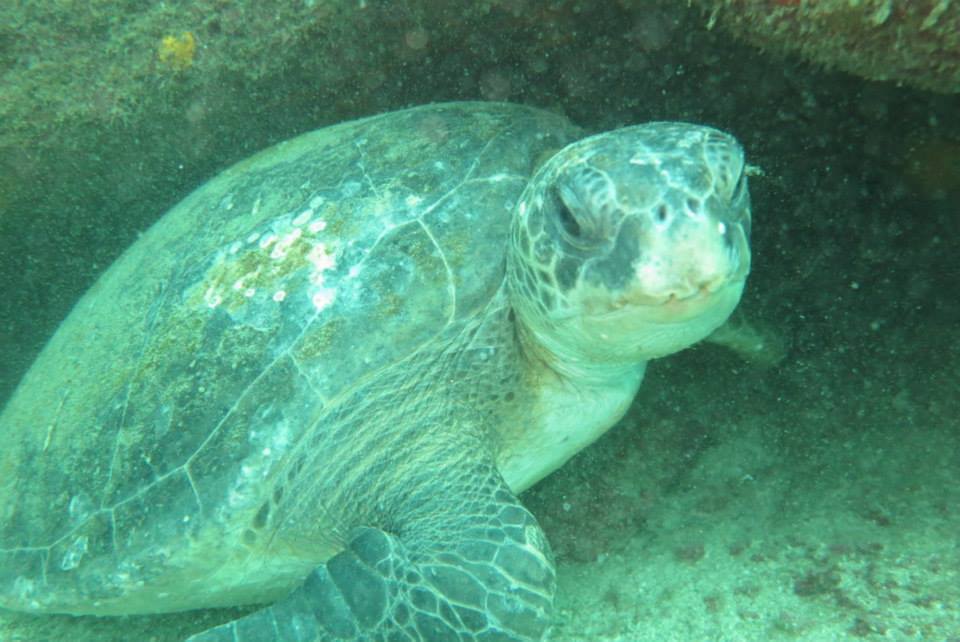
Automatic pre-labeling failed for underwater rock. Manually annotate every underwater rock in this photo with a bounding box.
[693,0,960,94]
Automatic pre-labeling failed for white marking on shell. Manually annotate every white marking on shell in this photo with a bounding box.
[307,243,336,274]
[60,536,88,571]
[304,242,338,311]
[204,287,223,308]
[243,287,256,298]
[272,290,286,302]
[258,233,277,250]
[308,219,327,233]
[630,155,662,168]
[310,195,325,209]
[311,288,336,311]
[68,494,92,523]
[229,421,292,510]
[405,194,423,207]
[293,209,313,226]
[228,241,242,255]
[246,232,261,244]
[270,228,302,260]
[13,576,36,605]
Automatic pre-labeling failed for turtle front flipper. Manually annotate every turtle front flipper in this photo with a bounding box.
[186,464,555,642]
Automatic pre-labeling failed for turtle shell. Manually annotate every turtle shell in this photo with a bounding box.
[0,102,581,614]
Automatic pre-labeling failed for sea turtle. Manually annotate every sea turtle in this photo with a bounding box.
[0,102,751,641]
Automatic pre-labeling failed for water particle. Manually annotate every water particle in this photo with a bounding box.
[244,288,256,298]
[228,241,242,254]
[246,232,261,244]
[405,27,429,50]
[272,290,287,302]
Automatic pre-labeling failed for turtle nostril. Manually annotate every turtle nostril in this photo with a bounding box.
[655,205,670,224]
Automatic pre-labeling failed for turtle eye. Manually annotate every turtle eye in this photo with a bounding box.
[551,185,591,244]
[556,197,582,238]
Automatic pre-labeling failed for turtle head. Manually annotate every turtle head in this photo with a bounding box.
[507,122,751,382]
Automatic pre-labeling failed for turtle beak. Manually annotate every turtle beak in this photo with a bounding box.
[623,218,749,311]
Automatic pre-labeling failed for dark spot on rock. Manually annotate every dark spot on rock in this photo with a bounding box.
[793,569,839,597]
[673,543,705,564]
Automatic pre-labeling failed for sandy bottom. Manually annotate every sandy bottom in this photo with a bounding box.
[535,341,960,641]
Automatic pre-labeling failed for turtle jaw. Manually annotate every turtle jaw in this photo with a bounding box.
[566,213,751,361]
[610,240,750,317]
[513,271,745,387]
[582,274,747,361]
